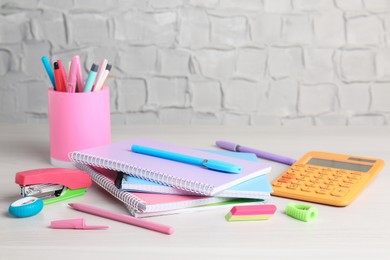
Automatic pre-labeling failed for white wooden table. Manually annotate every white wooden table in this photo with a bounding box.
[1,124,389,259]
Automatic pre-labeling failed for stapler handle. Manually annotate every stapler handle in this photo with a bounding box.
[15,168,92,189]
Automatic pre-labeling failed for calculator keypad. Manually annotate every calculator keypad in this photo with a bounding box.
[272,164,370,204]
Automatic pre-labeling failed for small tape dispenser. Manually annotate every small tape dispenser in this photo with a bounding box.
[15,168,92,205]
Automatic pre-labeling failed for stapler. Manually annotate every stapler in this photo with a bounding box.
[15,168,92,205]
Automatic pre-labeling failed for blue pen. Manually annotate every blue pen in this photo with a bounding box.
[41,56,56,90]
[131,145,242,174]
[83,63,99,92]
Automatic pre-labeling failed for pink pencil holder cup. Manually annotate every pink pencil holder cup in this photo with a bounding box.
[48,87,111,167]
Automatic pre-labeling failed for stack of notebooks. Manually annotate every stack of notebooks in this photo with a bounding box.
[70,137,273,217]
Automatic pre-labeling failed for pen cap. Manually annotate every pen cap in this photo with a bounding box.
[216,141,239,152]
[202,159,242,174]
[50,218,108,230]
[91,63,98,72]
[48,87,111,167]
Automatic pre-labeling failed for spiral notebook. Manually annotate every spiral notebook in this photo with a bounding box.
[75,163,241,216]
[119,150,272,200]
[70,137,271,196]
[129,198,265,218]
[120,175,271,199]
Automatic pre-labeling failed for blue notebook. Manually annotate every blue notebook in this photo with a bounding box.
[119,150,273,200]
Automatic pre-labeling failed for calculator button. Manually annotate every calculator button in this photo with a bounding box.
[315,189,328,195]
[331,188,349,197]
[346,174,361,180]
[276,178,291,183]
[305,182,318,188]
[349,171,362,176]
[291,180,305,185]
[296,176,309,181]
[324,180,337,185]
[336,170,349,176]
[300,172,312,177]
[287,169,301,174]
[305,170,320,175]
[313,174,327,179]
[300,187,313,192]
[339,183,352,188]
[287,184,299,190]
[320,185,334,190]
[343,179,357,184]
[272,182,284,187]
[329,176,343,181]
[310,178,321,184]
[282,174,296,179]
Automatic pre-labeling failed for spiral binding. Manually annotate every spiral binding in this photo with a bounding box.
[124,204,139,217]
[71,152,215,196]
[74,162,146,212]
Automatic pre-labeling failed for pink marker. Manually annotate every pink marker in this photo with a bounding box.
[74,55,84,92]
[67,56,78,92]
[68,203,174,235]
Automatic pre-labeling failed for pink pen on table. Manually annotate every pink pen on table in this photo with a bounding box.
[68,203,174,235]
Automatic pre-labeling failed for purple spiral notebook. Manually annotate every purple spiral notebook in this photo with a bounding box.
[70,137,271,196]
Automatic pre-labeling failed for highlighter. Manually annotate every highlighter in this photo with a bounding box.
[74,55,84,92]
[41,56,56,90]
[67,56,78,93]
[53,62,66,92]
[94,64,112,91]
[94,59,108,88]
[83,64,99,92]
[57,60,68,88]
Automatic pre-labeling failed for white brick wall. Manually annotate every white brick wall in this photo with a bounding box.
[1,0,389,125]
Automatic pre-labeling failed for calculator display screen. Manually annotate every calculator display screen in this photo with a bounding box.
[307,158,372,172]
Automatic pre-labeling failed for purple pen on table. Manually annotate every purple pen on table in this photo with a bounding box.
[216,140,296,166]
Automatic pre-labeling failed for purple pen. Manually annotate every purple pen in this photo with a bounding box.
[216,140,296,166]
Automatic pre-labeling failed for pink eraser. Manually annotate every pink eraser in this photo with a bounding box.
[225,204,277,222]
[49,218,108,230]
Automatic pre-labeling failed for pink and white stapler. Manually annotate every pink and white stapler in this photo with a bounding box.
[15,168,92,205]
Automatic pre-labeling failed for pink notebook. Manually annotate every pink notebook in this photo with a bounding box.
[70,137,271,196]
[75,163,233,216]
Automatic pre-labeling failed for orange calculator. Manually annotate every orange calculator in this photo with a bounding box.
[271,151,384,206]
